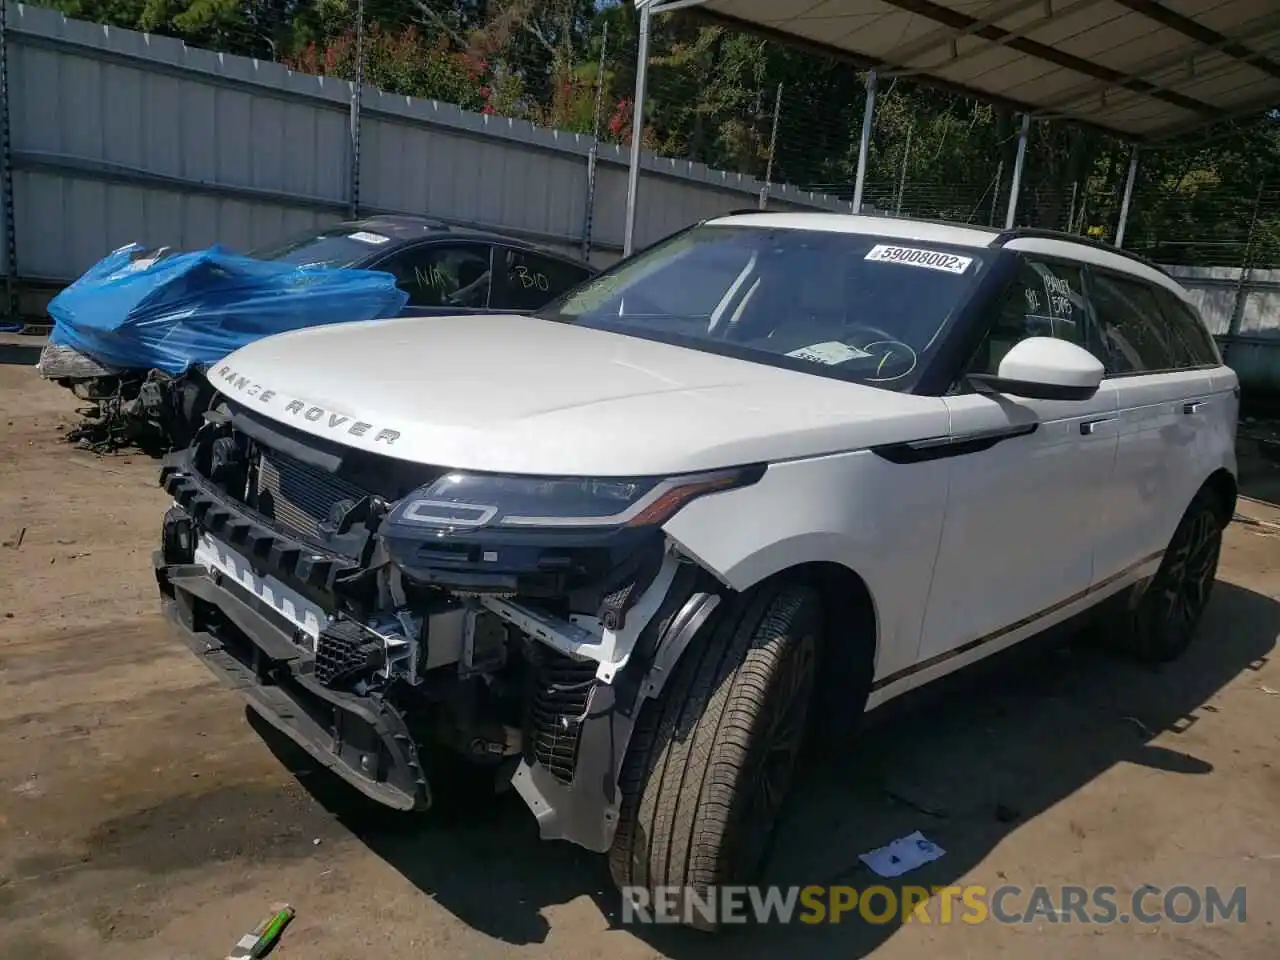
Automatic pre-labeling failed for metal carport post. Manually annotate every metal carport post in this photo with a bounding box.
[1005,113,1032,230]
[626,0,882,252]
[852,71,878,214]
[626,0,712,256]
[1115,146,1140,248]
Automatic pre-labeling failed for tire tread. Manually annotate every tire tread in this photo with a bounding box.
[608,582,817,896]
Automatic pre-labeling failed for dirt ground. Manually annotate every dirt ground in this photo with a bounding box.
[2,345,1279,959]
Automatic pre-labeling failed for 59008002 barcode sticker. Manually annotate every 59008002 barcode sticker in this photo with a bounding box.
[864,244,973,275]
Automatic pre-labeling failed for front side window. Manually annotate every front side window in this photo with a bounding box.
[377,243,493,309]
[968,258,1090,376]
[492,249,593,311]
[539,225,990,390]
[1089,273,1178,374]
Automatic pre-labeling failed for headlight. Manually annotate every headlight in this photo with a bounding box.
[387,465,763,532]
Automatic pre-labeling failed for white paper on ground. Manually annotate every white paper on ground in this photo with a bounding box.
[858,831,946,878]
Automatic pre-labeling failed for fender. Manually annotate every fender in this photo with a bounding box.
[662,448,950,683]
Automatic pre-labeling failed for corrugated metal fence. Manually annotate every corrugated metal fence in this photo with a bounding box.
[0,2,849,291]
[1168,266,1280,394]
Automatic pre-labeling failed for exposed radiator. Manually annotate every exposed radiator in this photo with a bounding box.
[255,446,368,544]
[526,651,598,785]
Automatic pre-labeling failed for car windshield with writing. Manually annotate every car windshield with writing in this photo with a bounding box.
[250,229,392,268]
[539,224,989,390]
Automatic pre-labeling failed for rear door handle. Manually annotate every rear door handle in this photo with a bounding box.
[1080,417,1118,435]
[1183,401,1204,415]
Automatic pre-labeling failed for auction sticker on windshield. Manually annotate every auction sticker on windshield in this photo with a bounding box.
[786,341,873,365]
[864,244,973,274]
[349,231,390,245]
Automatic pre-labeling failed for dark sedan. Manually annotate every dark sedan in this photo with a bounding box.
[250,215,597,316]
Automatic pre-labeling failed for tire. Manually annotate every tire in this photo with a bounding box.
[1107,489,1224,663]
[608,581,822,928]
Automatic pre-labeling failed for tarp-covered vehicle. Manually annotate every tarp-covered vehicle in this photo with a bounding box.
[39,215,595,451]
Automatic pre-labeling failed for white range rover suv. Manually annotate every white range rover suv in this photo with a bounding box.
[155,212,1236,923]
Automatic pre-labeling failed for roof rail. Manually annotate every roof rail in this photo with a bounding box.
[709,209,1020,236]
[713,207,866,218]
[993,228,1171,278]
[872,212,1002,233]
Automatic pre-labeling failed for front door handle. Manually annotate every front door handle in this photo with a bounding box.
[1183,401,1204,415]
[1080,417,1118,436]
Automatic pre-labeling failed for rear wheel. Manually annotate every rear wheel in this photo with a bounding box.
[1106,490,1223,663]
[608,582,822,928]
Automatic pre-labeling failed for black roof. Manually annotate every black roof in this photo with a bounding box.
[991,227,1173,279]
[341,214,455,240]
[332,214,591,266]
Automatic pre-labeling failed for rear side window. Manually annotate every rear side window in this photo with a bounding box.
[1089,273,1178,374]
[1154,287,1221,367]
[492,249,592,311]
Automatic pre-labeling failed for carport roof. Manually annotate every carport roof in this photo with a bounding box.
[640,0,1280,142]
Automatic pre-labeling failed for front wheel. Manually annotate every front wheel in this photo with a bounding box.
[608,582,822,928]
[1106,490,1224,663]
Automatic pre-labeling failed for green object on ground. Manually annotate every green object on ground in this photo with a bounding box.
[226,903,295,960]
[250,905,295,958]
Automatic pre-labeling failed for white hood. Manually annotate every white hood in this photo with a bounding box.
[208,314,946,476]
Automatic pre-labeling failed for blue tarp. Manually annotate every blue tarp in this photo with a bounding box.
[48,243,409,375]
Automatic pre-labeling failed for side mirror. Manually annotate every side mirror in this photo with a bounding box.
[969,336,1104,401]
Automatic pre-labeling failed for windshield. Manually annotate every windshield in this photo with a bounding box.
[539,224,990,389]
[249,227,390,268]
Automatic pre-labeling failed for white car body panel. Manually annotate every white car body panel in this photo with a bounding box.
[208,313,944,476]
[661,445,951,685]
[864,572,1144,709]
[1102,370,1238,581]
[918,387,1121,662]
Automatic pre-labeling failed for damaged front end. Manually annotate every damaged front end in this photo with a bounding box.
[154,400,750,851]
[40,340,215,454]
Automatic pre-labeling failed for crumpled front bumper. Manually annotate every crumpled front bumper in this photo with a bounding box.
[155,455,724,852]
[155,547,431,812]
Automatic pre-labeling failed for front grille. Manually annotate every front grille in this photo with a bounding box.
[526,652,598,785]
[255,447,368,543]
